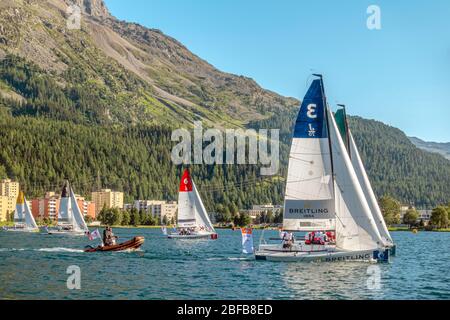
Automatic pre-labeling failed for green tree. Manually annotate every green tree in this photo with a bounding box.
[379,196,401,225]
[430,206,449,229]
[121,210,131,226]
[130,208,140,226]
[403,209,419,228]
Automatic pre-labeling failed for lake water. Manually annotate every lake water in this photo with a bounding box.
[0,229,449,300]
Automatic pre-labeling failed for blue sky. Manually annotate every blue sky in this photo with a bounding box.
[104,0,450,142]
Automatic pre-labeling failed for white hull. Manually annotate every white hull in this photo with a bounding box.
[47,229,86,236]
[3,227,39,233]
[168,232,214,239]
[255,244,389,263]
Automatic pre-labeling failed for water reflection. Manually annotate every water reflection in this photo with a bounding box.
[281,261,385,300]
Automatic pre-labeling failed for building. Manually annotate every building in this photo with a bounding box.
[133,200,178,223]
[246,204,283,220]
[0,179,20,222]
[30,192,96,221]
[0,196,10,222]
[400,205,432,225]
[31,192,60,221]
[91,189,124,216]
[417,210,432,225]
[0,179,20,199]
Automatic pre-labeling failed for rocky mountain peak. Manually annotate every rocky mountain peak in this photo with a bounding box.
[68,0,110,18]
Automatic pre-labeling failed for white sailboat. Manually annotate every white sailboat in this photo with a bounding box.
[47,181,88,236]
[168,169,218,240]
[334,105,396,254]
[3,191,39,232]
[255,75,391,263]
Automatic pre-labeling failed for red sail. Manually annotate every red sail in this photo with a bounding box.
[179,169,193,192]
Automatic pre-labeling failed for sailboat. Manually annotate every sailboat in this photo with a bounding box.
[47,181,89,236]
[3,191,39,232]
[334,106,396,255]
[255,75,391,262]
[168,169,218,239]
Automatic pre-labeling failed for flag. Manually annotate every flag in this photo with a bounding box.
[88,229,101,241]
[161,226,167,235]
[241,228,254,254]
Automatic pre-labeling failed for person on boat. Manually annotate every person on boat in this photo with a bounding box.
[282,232,294,250]
[103,226,117,246]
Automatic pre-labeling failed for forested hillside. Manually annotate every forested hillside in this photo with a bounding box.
[0,0,448,210]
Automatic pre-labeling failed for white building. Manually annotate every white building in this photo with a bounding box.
[133,200,178,223]
[246,204,283,219]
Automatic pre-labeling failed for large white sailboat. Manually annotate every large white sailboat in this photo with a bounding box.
[47,181,88,236]
[255,75,391,263]
[3,191,39,233]
[334,106,396,255]
[168,169,218,240]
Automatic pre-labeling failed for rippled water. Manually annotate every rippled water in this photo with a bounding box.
[0,229,449,300]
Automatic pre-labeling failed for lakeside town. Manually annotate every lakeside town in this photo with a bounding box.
[1,178,448,231]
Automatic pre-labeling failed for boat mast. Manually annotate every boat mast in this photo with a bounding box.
[314,74,335,197]
[337,104,351,157]
[314,74,336,232]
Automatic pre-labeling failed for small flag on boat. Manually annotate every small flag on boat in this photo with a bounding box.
[241,228,254,254]
[88,229,101,241]
[161,226,167,235]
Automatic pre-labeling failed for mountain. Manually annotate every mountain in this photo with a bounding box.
[0,0,297,126]
[409,137,450,160]
[0,0,448,209]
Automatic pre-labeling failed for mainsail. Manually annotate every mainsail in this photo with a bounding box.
[15,191,38,229]
[334,107,393,246]
[58,181,72,224]
[14,191,25,222]
[327,107,384,250]
[178,169,215,232]
[70,187,88,232]
[349,132,393,245]
[283,79,335,231]
[23,196,38,229]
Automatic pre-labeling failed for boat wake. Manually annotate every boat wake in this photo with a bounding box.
[206,257,253,261]
[37,247,84,253]
[0,247,84,253]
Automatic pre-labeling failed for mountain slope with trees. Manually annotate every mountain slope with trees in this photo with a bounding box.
[0,0,448,210]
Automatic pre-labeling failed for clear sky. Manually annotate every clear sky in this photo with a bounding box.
[104,0,450,142]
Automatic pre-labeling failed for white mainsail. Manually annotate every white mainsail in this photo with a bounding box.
[192,180,215,232]
[14,191,25,222]
[283,79,335,231]
[177,169,215,232]
[327,107,384,251]
[57,182,72,225]
[70,187,88,232]
[15,191,38,230]
[348,132,393,246]
[23,196,38,229]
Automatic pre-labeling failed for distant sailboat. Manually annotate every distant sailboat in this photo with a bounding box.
[3,191,39,232]
[47,181,88,236]
[255,75,391,262]
[168,169,218,240]
[334,106,395,254]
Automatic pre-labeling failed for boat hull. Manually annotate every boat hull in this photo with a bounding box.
[47,230,86,236]
[2,228,39,233]
[255,245,390,263]
[84,236,145,252]
[168,232,217,240]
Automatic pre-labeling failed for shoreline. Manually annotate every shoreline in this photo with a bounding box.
[1,222,449,232]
